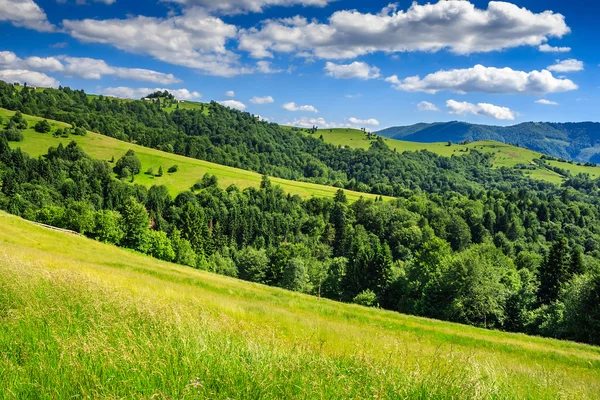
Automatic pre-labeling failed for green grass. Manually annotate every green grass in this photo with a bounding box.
[310,129,600,184]
[1,211,599,398]
[0,108,387,202]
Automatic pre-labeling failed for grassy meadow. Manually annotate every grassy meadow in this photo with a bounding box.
[1,211,600,398]
[0,108,386,202]
[311,128,600,185]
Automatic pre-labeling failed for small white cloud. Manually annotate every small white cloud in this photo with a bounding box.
[446,99,516,121]
[417,101,440,112]
[345,94,361,99]
[100,86,202,100]
[548,59,584,73]
[250,95,274,104]
[256,61,284,74]
[539,44,571,53]
[282,102,318,113]
[348,117,379,126]
[225,90,235,97]
[218,99,247,110]
[535,99,559,105]
[0,69,60,87]
[324,61,380,80]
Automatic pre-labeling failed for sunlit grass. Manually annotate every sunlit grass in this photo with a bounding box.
[1,211,599,398]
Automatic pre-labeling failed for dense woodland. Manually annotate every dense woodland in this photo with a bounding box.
[1,82,600,345]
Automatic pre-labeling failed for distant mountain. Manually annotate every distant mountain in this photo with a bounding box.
[376,122,600,162]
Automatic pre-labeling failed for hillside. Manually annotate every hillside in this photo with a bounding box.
[1,211,599,398]
[0,108,385,202]
[376,121,600,162]
[311,127,600,184]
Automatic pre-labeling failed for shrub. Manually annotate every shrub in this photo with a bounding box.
[353,289,378,307]
[3,127,24,142]
[168,165,179,173]
[34,120,52,133]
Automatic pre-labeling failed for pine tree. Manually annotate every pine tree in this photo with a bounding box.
[538,238,571,304]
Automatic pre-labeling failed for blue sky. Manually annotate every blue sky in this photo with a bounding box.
[0,0,598,130]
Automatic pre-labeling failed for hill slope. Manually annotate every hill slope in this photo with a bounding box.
[1,211,599,398]
[376,121,600,162]
[0,108,386,202]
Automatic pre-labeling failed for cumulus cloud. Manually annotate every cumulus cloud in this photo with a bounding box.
[0,69,60,87]
[162,0,335,15]
[225,90,235,97]
[256,60,284,74]
[57,0,116,4]
[100,86,201,100]
[539,44,571,53]
[239,2,570,59]
[417,101,440,112]
[218,99,247,110]
[348,117,379,126]
[547,59,584,73]
[535,99,559,105]
[63,8,252,77]
[289,116,375,130]
[386,65,577,95]
[0,0,55,32]
[250,95,274,104]
[446,99,516,121]
[282,102,318,113]
[0,51,180,84]
[324,61,380,80]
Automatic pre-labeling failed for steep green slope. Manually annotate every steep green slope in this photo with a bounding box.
[1,211,599,398]
[0,108,386,202]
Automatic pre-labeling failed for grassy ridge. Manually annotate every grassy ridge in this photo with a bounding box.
[312,128,600,184]
[0,108,387,202]
[1,211,600,398]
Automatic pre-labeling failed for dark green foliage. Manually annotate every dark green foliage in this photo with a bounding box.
[2,127,23,142]
[168,165,179,173]
[114,150,141,178]
[538,238,571,304]
[34,119,51,133]
[9,111,27,130]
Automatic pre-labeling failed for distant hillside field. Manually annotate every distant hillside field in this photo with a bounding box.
[310,127,600,185]
[376,121,600,163]
[0,108,387,202]
[1,211,599,398]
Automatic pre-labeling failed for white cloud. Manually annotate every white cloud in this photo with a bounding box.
[100,87,202,100]
[324,61,380,80]
[386,64,577,95]
[63,8,252,77]
[446,99,516,121]
[289,117,340,129]
[250,95,274,104]
[256,60,284,74]
[57,0,116,4]
[547,59,584,73]
[218,99,247,110]
[0,69,60,87]
[225,90,235,97]
[535,99,559,106]
[239,2,570,59]
[0,0,55,32]
[539,44,571,53]
[348,117,379,126]
[0,51,181,84]
[282,102,318,113]
[345,93,361,99]
[417,101,440,112]
[162,0,336,15]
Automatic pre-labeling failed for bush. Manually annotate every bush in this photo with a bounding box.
[3,127,24,142]
[114,150,142,176]
[168,165,179,173]
[34,120,52,133]
[353,289,378,307]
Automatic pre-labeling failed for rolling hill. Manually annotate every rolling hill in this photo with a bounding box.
[0,108,388,202]
[1,211,599,398]
[309,127,600,185]
[376,121,600,162]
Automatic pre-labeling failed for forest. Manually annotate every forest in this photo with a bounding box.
[2,83,600,345]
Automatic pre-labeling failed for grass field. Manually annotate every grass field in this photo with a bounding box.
[311,128,600,185]
[0,108,386,202]
[1,211,599,398]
